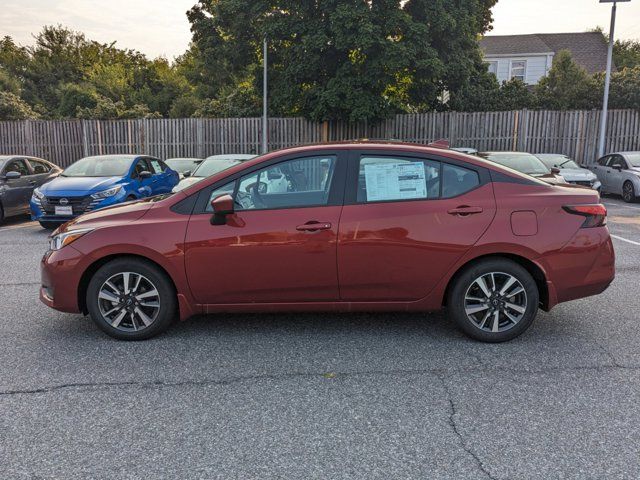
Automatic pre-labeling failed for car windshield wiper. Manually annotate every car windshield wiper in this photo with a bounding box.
[559,160,573,167]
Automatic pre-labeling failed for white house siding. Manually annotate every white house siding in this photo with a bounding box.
[484,54,553,85]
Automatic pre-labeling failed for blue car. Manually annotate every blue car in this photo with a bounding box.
[30,154,178,229]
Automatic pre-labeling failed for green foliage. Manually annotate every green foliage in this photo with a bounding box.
[193,81,261,118]
[597,66,640,110]
[614,39,640,70]
[187,0,497,122]
[0,91,39,120]
[534,50,600,110]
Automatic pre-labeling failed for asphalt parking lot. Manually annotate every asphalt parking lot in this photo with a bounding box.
[1,197,639,479]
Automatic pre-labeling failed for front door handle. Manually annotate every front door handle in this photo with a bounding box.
[448,206,483,216]
[296,221,332,232]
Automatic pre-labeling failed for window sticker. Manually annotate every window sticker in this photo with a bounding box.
[364,162,427,201]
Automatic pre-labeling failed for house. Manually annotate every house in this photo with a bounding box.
[479,32,612,85]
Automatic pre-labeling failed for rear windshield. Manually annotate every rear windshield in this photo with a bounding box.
[62,156,132,177]
[480,153,549,175]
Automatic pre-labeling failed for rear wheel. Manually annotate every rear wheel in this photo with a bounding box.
[447,258,539,342]
[622,181,636,203]
[86,258,176,340]
[0,204,4,225]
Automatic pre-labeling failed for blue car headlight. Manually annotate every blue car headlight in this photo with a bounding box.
[91,185,122,200]
[32,188,44,200]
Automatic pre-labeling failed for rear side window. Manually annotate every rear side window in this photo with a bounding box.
[442,164,480,198]
[358,156,440,202]
[598,156,611,167]
[28,159,51,174]
[149,159,163,174]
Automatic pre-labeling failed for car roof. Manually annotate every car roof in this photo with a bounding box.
[479,151,535,156]
[81,154,141,160]
[617,151,640,156]
[166,157,202,161]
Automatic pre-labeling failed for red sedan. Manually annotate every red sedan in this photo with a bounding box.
[40,142,615,342]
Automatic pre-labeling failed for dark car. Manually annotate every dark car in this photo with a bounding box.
[0,156,61,224]
[40,142,614,343]
[479,151,567,185]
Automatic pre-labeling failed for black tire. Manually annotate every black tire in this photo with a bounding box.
[86,257,176,340]
[622,181,636,203]
[0,204,4,225]
[39,221,60,230]
[126,195,137,201]
[447,258,539,343]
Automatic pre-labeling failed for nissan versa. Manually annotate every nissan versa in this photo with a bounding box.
[40,142,615,342]
[31,154,179,229]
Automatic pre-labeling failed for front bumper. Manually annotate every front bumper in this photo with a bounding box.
[30,190,128,223]
[40,246,86,314]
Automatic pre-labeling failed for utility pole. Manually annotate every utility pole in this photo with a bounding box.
[597,0,631,159]
[262,36,268,155]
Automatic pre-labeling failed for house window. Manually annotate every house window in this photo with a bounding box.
[486,61,498,76]
[510,60,526,82]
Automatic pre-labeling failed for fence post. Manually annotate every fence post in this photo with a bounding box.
[81,119,89,157]
[517,109,529,151]
[197,118,204,158]
[24,120,34,156]
[321,121,329,143]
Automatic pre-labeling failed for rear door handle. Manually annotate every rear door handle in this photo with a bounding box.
[296,221,332,232]
[448,206,483,216]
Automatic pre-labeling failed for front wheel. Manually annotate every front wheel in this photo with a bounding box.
[39,221,60,230]
[447,258,539,342]
[86,258,176,340]
[622,181,636,203]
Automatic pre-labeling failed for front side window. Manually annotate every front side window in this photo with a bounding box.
[5,159,29,176]
[510,60,526,82]
[442,164,480,198]
[133,159,152,177]
[28,159,51,174]
[358,156,440,203]
[611,156,628,170]
[206,181,236,212]
[228,155,336,211]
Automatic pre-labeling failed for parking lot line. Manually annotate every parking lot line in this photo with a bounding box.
[611,234,640,246]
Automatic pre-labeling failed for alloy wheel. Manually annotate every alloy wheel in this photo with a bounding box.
[623,182,634,202]
[97,272,161,332]
[464,272,528,333]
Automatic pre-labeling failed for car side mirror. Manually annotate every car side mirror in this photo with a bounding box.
[210,194,234,225]
[550,167,561,175]
[183,170,191,177]
[4,171,21,180]
[139,170,152,179]
[612,165,623,171]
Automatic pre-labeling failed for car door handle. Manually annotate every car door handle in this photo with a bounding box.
[448,206,483,216]
[296,221,332,232]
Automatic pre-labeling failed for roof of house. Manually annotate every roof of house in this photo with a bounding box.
[479,32,612,74]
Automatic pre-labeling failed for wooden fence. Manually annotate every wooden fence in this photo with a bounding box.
[1,109,638,168]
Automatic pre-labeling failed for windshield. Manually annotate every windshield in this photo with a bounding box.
[166,159,202,173]
[192,159,243,178]
[536,155,580,170]
[480,153,550,175]
[63,156,132,177]
[626,153,640,167]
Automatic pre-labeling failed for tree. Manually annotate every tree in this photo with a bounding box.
[0,91,39,120]
[534,50,599,110]
[614,39,640,70]
[187,0,496,122]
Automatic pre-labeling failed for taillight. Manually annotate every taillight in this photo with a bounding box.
[562,204,607,228]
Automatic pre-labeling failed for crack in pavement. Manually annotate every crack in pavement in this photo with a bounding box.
[437,372,498,480]
[2,362,640,397]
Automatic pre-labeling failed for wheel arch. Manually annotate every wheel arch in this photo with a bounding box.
[77,253,178,315]
[442,253,549,310]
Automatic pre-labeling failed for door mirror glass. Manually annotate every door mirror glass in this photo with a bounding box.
[139,170,152,179]
[5,171,21,180]
[210,194,234,225]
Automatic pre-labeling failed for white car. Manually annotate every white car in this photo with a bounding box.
[590,151,640,203]
[535,154,601,192]
[172,154,256,192]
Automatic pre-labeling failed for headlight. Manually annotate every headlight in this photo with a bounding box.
[33,188,44,200]
[91,185,122,200]
[49,228,94,251]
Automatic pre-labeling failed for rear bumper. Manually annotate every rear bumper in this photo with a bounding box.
[539,226,615,309]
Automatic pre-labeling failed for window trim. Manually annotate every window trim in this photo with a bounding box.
[3,158,30,177]
[486,60,498,76]
[27,158,51,174]
[344,150,490,206]
[509,59,527,82]
[191,150,348,215]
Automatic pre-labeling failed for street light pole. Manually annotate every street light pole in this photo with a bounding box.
[262,36,268,155]
[597,1,618,159]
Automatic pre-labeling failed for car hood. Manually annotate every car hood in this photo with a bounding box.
[58,197,157,232]
[172,176,205,192]
[557,168,597,181]
[40,176,122,195]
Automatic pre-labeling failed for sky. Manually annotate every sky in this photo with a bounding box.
[1,0,639,60]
